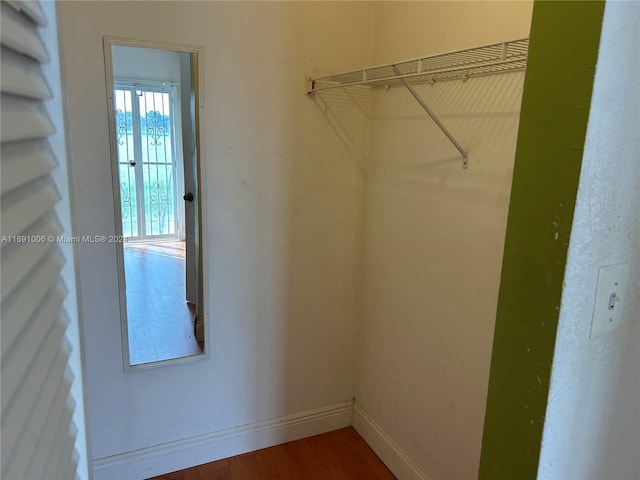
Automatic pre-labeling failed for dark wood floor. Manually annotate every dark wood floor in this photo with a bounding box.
[148,427,396,480]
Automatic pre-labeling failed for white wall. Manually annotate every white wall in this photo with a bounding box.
[538,1,640,478]
[354,2,533,479]
[112,46,181,83]
[56,1,374,476]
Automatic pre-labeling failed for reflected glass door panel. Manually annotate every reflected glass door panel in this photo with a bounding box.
[114,85,178,240]
[139,88,176,237]
[114,89,139,238]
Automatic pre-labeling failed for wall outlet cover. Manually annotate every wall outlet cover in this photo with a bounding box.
[590,262,631,339]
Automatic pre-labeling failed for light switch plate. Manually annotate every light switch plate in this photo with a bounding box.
[590,262,631,339]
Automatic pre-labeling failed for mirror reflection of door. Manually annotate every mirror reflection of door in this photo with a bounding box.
[114,83,178,240]
[106,42,204,367]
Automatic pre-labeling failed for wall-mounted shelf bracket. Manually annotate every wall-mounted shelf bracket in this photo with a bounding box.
[391,65,468,169]
[306,38,529,170]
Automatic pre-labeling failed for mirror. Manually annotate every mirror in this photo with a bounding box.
[104,38,205,368]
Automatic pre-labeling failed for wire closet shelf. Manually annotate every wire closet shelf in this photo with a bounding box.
[307,38,529,93]
[306,38,529,170]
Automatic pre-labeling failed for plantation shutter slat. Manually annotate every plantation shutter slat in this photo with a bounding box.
[1,282,64,409]
[26,386,74,479]
[11,0,47,26]
[40,365,74,474]
[1,1,84,477]
[9,349,72,478]
[0,95,56,142]
[0,2,48,61]
[1,46,52,99]
[1,139,58,194]
[50,405,78,477]
[1,316,70,463]
[1,256,66,355]
[1,176,61,238]
[1,282,66,365]
[1,216,62,300]
[1,253,64,360]
[3,359,73,479]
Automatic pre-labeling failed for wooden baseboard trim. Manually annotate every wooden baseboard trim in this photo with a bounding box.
[92,400,353,479]
[353,401,430,480]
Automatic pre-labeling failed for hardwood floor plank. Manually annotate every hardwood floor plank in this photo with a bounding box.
[123,241,203,365]
[148,428,395,480]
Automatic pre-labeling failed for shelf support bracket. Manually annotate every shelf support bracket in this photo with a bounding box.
[392,65,468,169]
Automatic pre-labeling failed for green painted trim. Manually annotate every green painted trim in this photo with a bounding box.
[478,2,605,479]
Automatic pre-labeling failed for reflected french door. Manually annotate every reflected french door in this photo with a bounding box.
[113,83,178,240]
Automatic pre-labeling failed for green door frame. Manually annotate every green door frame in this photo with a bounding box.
[479,1,605,479]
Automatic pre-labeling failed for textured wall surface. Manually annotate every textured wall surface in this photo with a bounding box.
[539,1,640,478]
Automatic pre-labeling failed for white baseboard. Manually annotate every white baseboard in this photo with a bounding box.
[92,400,353,480]
[353,401,430,480]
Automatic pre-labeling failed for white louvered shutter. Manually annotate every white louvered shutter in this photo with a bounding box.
[1,1,87,479]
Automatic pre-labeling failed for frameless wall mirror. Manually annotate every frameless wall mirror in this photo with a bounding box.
[103,38,205,368]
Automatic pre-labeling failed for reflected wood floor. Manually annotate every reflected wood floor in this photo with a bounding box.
[148,427,396,480]
[124,241,203,365]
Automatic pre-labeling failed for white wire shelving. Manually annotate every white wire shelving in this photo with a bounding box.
[306,38,529,169]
